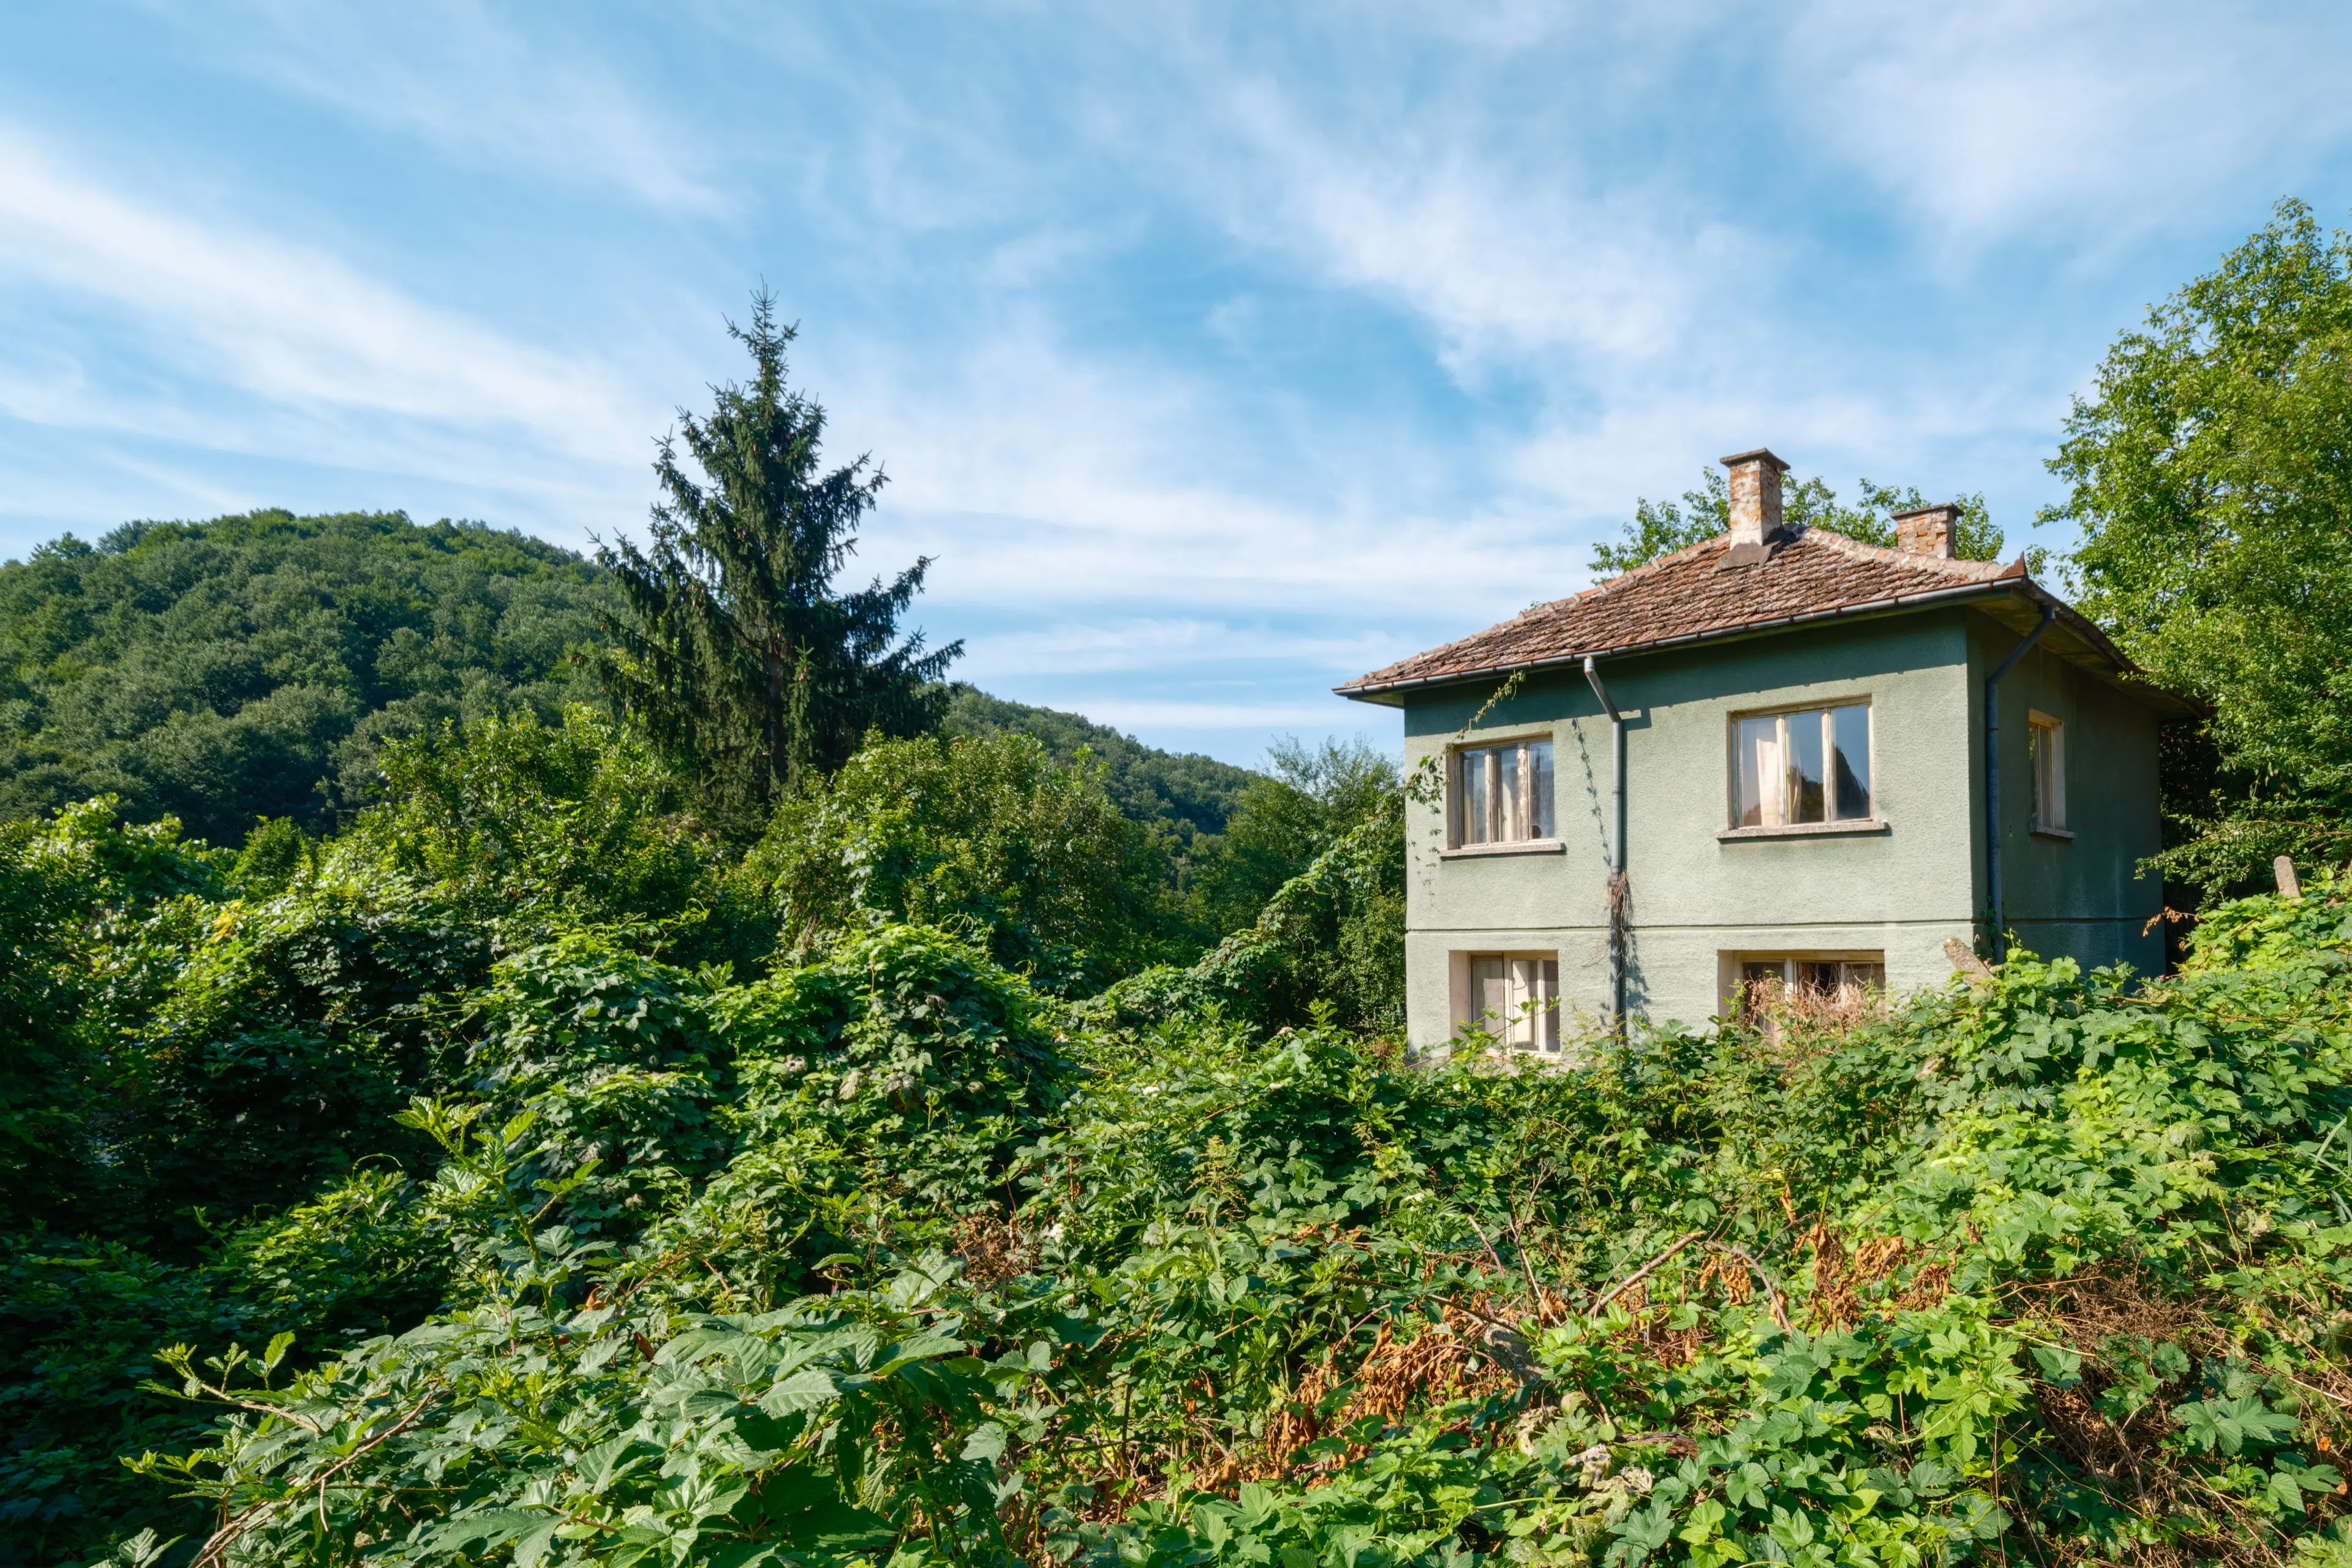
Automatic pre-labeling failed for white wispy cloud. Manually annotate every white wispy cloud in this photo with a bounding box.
[6,0,2350,761]
[1786,0,2352,249]
[953,617,1403,679]
[807,317,1531,619]
[0,124,658,513]
[1055,698,1384,733]
[1202,89,1736,377]
[154,0,724,213]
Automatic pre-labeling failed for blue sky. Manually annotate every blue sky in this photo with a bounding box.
[4,3,2351,766]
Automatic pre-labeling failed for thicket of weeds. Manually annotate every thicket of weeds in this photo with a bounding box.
[29,827,2352,1567]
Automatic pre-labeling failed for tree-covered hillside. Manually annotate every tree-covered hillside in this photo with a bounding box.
[0,511,614,844]
[938,684,1254,846]
[0,516,1278,862]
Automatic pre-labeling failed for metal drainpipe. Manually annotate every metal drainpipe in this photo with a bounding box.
[1985,605,2057,964]
[1582,657,1627,1027]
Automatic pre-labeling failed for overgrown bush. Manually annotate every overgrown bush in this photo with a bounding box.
[330,706,763,964]
[1095,802,1405,1035]
[15,739,2352,1568]
[746,730,1180,993]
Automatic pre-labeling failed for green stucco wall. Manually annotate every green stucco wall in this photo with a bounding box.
[1966,616,2166,976]
[1395,603,2163,1050]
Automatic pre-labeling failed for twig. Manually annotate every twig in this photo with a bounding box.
[1445,1298,1524,1333]
[1462,1214,1513,1281]
[1503,1212,1545,1303]
[2283,1371,2352,1412]
[191,1389,440,1567]
[1588,1231,1703,1318]
[164,1382,330,1436]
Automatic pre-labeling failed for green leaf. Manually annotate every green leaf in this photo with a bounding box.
[756,1367,842,1416]
[683,1385,747,1419]
[2176,1395,2300,1455]
[1677,1499,1726,1544]
[423,1507,559,1556]
[961,1421,1008,1463]
[2029,1344,2081,1386]
[512,1515,565,1568]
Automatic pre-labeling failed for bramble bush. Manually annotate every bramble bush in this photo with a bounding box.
[11,718,2352,1567]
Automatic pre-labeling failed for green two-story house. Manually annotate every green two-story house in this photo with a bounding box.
[1336,448,2189,1052]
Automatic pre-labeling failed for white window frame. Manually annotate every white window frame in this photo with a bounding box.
[2028,710,2067,835]
[1458,950,1562,1053]
[1449,736,1555,848]
[1725,698,1874,829]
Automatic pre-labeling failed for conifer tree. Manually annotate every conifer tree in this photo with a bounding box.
[599,295,959,822]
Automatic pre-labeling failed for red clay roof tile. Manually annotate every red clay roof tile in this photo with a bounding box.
[1338,527,2033,696]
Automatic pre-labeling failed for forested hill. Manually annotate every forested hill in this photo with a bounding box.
[0,510,613,844]
[938,683,1254,846]
[0,511,1260,848]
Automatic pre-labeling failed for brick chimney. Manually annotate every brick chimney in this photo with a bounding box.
[1893,503,1958,560]
[1720,448,1789,565]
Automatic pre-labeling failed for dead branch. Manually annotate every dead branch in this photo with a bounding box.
[1588,1231,1703,1318]
[190,1389,440,1568]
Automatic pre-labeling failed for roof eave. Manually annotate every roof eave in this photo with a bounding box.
[1334,578,2195,713]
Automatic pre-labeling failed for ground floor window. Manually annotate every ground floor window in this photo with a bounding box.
[1730,952,1885,1026]
[1463,951,1561,1052]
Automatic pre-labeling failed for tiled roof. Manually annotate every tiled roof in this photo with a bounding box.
[1337,526,2147,700]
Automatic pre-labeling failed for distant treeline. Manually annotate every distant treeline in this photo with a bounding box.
[0,504,1403,963]
[0,510,613,843]
[0,510,1257,847]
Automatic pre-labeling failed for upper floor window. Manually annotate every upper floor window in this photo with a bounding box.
[1453,738,1555,845]
[2029,711,2066,832]
[1733,703,1871,827]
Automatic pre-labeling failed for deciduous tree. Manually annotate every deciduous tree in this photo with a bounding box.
[1589,468,2005,576]
[2042,198,2352,893]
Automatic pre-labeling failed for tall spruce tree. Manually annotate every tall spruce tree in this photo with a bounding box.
[599,296,959,823]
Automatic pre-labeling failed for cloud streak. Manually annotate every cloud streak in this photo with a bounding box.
[1788,0,2352,250]
[0,124,662,522]
[4,1,2350,761]
[167,0,724,213]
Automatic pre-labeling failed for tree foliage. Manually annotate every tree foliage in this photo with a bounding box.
[933,693,1389,960]
[598,298,959,823]
[937,684,1255,850]
[1189,736,1401,940]
[745,729,1177,993]
[0,511,612,844]
[1097,736,1408,1035]
[331,707,748,953]
[2043,198,2352,894]
[1589,469,2007,576]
